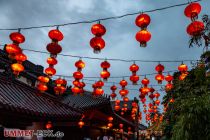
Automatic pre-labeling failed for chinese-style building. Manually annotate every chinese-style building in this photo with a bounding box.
[0,49,146,140]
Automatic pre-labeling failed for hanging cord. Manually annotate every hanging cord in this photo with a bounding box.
[0,0,202,31]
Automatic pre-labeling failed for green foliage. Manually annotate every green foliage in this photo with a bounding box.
[162,66,210,140]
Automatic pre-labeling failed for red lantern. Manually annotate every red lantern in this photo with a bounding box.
[155,64,164,74]
[38,76,49,83]
[165,83,173,91]
[130,63,139,74]
[100,71,110,80]
[15,53,27,63]
[72,86,81,94]
[135,13,151,29]
[115,100,121,105]
[184,2,201,20]
[75,59,85,71]
[165,74,173,83]
[187,21,204,36]
[47,57,58,65]
[45,121,53,129]
[73,71,84,80]
[178,63,188,73]
[48,29,64,42]
[154,92,160,99]
[149,93,155,100]
[108,116,113,122]
[115,105,121,111]
[10,32,25,44]
[55,78,64,86]
[37,83,48,92]
[45,67,56,76]
[95,88,104,96]
[6,44,22,57]
[119,89,129,97]
[130,75,139,85]
[123,97,129,102]
[141,78,150,86]
[101,60,110,70]
[11,63,24,75]
[91,23,106,37]
[46,42,62,55]
[136,30,151,47]
[111,85,117,91]
[90,37,105,54]
[119,123,123,129]
[150,87,155,93]
[155,99,160,105]
[141,98,146,103]
[78,120,85,128]
[120,79,128,87]
[169,98,175,103]
[107,123,113,128]
[179,72,188,81]
[110,93,117,99]
[155,74,164,84]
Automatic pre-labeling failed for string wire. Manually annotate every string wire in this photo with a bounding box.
[0,0,202,31]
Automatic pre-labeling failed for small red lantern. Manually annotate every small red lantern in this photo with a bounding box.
[47,57,58,66]
[45,67,56,76]
[38,76,49,83]
[78,120,85,128]
[169,98,175,103]
[130,63,139,74]
[75,59,85,71]
[100,70,110,80]
[119,123,123,129]
[135,13,151,29]
[187,21,204,36]
[155,64,164,74]
[6,44,22,58]
[184,2,201,20]
[107,123,113,128]
[10,32,25,44]
[115,105,121,111]
[37,83,48,92]
[165,83,173,91]
[108,116,113,122]
[150,87,155,93]
[165,74,173,83]
[72,86,81,94]
[136,30,151,47]
[155,74,164,84]
[11,63,24,75]
[119,89,129,97]
[178,63,188,72]
[15,53,27,63]
[141,77,150,86]
[154,92,160,99]
[48,29,64,42]
[120,79,128,87]
[130,75,139,85]
[155,99,160,105]
[45,121,53,129]
[123,97,129,102]
[73,71,84,80]
[149,93,155,100]
[115,99,121,105]
[95,88,104,96]
[91,23,106,37]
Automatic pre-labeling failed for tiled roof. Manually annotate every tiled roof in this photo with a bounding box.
[0,75,81,121]
[62,91,110,110]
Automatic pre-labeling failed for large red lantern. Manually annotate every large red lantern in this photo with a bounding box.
[178,63,188,73]
[48,29,64,42]
[130,63,139,74]
[155,64,164,74]
[45,67,56,77]
[120,79,128,87]
[155,74,164,84]
[184,2,201,20]
[10,32,25,44]
[187,21,204,36]
[119,89,129,97]
[47,57,58,66]
[130,75,139,85]
[136,30,151,47]
[135,13,151,29]
[165,83,173,91]
[37,84,48,93]
[90,23,106,53]
[91,23,106,37]
[73,71,84,80]
[165,74,173,83]
[46,43,62,56]
[15,53,27,64]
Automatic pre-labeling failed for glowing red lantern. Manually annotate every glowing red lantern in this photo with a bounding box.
[72,86,81,94]
[165,83,173,91]
[169,98,175,103]
[15,53,27,63]
[45,67,56,76]
[10,32,25,44]
[100,70,110,81]
[130,75,139,85]
[111,85,117,91]
[108,116,113,122]
[11,63,24,75]
[38,76,49,83]
[155,64,164,74]
[184,2,201,19]
[120,79,128,87]
[119,89,129,97]
[178,63,188,73]
[179,72,188,81]
[136,30,151,47]
[91,23,106,37]
[115,100,121,105]
[187,21,204,36]
[90,37,105,54]
[123,97,129,102]
[78,120,85,128]
[107,123,113,128]
[141,78,150,86]
[165,74,173,83]
[45,121,53,129]
[115,105,121,111]
[47,57,57,66]
[37,83,48,92]
[130,63,139,74]
[48,29,64,42]
[73,71,84,80]
[110,93,117,99]
[135,13,151,29]
[101,60,110,70]
[154,92,160,99]
[95,88,104,96]
[155,99,160,105]
[75,59,85,71]
[6,44,22,56]
[155,74,164,84]
[119,124,123,129]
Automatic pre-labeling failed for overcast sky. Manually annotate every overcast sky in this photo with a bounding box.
[0,0,209,124]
